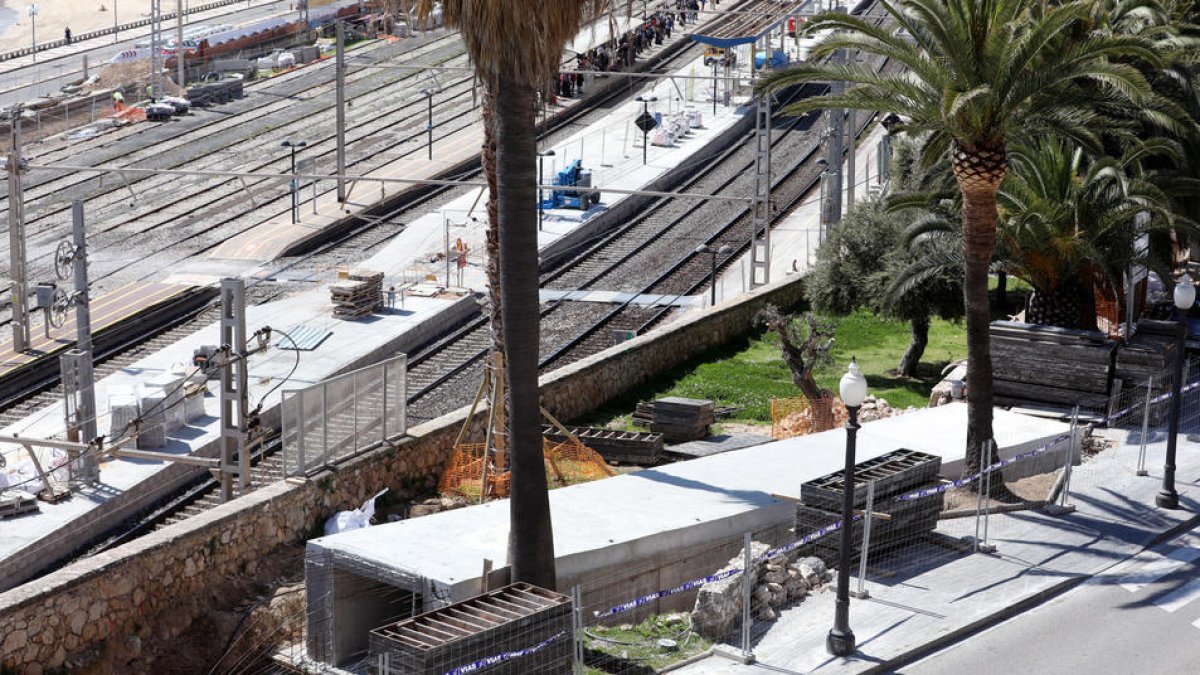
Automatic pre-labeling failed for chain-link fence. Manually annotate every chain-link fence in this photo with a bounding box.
[281,353,407,477]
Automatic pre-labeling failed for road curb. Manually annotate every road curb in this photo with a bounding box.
[864,508,1200,673]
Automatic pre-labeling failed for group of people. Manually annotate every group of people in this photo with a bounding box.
[556,1,714,100]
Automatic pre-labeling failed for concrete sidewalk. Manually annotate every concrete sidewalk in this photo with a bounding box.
[673,432,1200,674]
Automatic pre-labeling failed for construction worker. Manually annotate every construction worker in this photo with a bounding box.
[112,89,125,112]
[146,83,154,102]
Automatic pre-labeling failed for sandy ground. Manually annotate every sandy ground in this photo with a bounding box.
[0,0,166,52]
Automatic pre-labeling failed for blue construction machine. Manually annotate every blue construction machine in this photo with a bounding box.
[540,159,601,210]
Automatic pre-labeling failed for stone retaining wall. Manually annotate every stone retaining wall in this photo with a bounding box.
[0,274,804,674]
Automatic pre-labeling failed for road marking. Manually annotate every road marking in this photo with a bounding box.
[1154,576,1200,613]
[1119,547,1200,592]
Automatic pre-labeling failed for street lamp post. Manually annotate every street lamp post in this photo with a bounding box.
[27,5,38,61]
[1158,279,1195,509]
[828,358,867,657]
[420,87,439,161]
[537,149,556,232]
[281,139,306,225]
[636,94,658,166]
[695,243,731,306]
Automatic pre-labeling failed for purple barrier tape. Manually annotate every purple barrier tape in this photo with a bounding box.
[442,631,567,675]
[1106,378,1200,425]
[592,516,862,620]
[894,432,1073,502]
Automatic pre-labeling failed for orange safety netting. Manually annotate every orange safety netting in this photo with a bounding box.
[439,438,616,500]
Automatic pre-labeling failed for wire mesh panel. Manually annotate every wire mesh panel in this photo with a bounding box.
[282,354,409,477]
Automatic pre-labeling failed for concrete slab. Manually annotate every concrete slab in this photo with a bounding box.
[665,432,773,459]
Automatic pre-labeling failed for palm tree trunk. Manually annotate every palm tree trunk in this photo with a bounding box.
[897,315,929,378]
[495,73,556,589]
[961,187,997,477]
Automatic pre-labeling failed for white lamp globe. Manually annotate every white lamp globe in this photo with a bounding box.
[839,358,868,408]
[1175,280,1195,311]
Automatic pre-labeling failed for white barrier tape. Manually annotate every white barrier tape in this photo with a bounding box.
[442,631,567,675]
[894,433,1072,501]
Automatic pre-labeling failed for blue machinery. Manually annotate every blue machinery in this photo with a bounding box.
[539,159,601,211]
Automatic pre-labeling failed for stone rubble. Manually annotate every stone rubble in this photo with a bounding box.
[690,542,833,640]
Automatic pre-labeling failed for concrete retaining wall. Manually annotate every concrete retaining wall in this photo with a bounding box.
[0,275,805,674]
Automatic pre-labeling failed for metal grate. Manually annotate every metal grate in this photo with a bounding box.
[369,583,573,674]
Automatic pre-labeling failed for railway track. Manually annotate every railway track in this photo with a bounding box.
[0,33,473,319]
[4,4,773,571]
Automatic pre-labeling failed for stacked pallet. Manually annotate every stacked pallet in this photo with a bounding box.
[330,269,384,319]
[990,320,1115,411]
[634,397,714,443]
[541,425,663,465]
[794,449,944,566]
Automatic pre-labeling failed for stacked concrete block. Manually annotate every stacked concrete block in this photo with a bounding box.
[136,385,168,449]
[182,369,208,423]
[146,372,186,432]
[106,385,139,443]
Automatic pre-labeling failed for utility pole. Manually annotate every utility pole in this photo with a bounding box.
[335,21,346,202]
[61,200,97,483]
[845,56,856,208]
[218,277,248,501]
[748,93,772,289]
[821,4,848,239]
[7,106,30,353]
[176,0,185,91]
[149,0,160,100]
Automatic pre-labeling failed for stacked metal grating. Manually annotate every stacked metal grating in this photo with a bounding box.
[540,425,664,465]
[795,449,944,565]
[368,583,573,675]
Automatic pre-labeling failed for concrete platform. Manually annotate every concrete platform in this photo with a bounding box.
[0,283,476,592]
[303,403,1072,665]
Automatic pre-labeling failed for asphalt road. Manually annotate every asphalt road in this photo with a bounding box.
[0,0,290,108]
[901,526,1200,675]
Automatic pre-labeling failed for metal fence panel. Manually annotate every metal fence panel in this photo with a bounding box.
[282,354,408,477]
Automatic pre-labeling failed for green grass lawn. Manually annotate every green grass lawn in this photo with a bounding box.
[576,307,967,429]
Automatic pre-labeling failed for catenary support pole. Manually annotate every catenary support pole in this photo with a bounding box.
[176,0,185,90]
[7,109,30,353]
[71,201,97,480]
[218,278,248,500]
[335,21,347,202]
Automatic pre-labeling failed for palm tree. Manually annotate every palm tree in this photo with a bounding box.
[997,139,1186,329]
[756,0,1163,473]
[417,0,609,590]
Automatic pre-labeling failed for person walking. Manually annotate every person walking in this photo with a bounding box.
[64,27,71,44]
